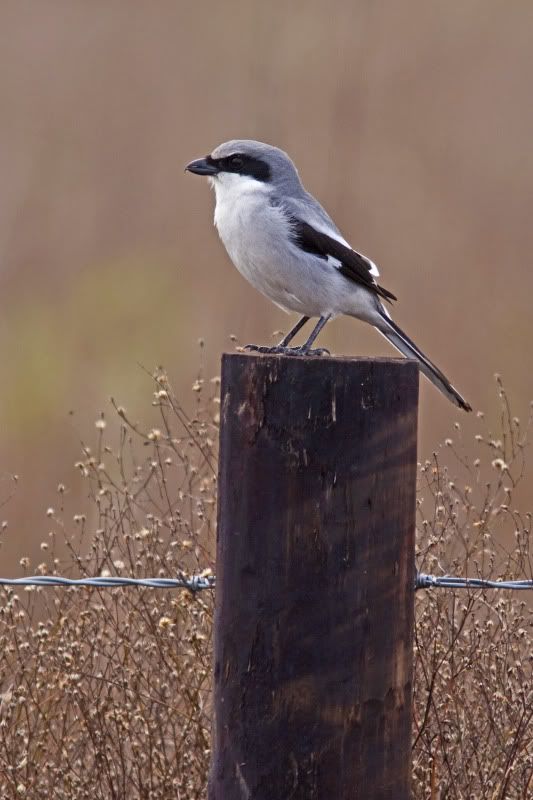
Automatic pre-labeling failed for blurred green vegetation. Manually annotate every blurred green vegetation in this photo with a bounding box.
[1,255,191,437]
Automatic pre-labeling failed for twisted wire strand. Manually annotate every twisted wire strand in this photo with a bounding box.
[0,574,215,592]
[416,573,533,591]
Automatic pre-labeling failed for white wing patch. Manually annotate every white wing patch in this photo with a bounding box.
[311,223,380,277]
[362,254,380,277]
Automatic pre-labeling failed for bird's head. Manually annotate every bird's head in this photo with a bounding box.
[185,139,302,195]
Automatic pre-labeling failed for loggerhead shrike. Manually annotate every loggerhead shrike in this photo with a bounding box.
[186,139,471,411]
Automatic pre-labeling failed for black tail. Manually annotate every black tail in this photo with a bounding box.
[377,313,472,411]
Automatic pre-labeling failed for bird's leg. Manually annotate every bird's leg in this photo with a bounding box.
[244,315,331,357]
[293,315,331,355]
[278,316,310,346]
[244,316,310,354]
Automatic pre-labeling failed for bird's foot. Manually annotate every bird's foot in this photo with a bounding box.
[243,344,295,355]
[244,344,330,357]
[292,346,330,357]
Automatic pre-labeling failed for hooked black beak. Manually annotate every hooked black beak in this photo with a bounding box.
[185,157,219,176]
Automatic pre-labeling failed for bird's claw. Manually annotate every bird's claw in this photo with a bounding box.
[243,344,292,354]
[293,346,330,357]
[243,344,330,357]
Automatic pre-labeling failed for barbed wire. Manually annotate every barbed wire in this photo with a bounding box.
[0,574,215,592]
[416,573,533,591]
[0,572,532,593]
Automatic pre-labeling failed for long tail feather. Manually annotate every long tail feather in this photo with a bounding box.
[377,314,472,411]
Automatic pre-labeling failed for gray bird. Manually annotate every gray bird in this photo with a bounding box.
[186,139,471,411]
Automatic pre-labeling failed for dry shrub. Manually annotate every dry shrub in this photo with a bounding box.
[414,378,533,799]
[0,367,218,799]
[0,371,532,799]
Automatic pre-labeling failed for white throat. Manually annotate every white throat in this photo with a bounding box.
[211,172,271,231]
[210,171,269,201]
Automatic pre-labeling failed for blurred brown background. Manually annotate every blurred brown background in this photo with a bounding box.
[1,1,532,570]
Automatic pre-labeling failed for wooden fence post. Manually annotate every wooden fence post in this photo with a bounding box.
[209,353,418,800]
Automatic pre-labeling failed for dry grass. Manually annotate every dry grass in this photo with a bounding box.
[0,367,218,799]
[0,372,531,799]
[413,377,533,799]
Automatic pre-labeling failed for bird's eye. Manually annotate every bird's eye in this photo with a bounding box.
[229,155,244,170]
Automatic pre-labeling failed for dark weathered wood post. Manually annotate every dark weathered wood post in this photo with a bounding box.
[209,353,418,800]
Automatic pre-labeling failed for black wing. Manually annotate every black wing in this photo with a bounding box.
[290,218,397,303]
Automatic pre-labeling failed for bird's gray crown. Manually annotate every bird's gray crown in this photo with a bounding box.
[210,139,304,195]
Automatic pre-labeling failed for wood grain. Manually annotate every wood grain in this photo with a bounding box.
[209,353,419,800]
